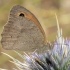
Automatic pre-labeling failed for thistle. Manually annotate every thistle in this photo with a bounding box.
[1,15,70,70]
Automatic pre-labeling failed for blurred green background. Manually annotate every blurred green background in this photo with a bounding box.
[0,0,70,69]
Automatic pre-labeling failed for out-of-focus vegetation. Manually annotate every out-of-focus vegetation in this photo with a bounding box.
[0,0,70,69]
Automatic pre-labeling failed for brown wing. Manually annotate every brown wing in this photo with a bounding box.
[1,5,47,52]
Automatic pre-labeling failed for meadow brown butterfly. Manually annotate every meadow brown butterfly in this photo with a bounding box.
[1,5,51,53]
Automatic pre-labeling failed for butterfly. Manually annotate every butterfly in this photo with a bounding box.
[1,5,52,53]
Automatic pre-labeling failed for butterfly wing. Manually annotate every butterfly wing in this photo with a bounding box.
[1,5,47,52]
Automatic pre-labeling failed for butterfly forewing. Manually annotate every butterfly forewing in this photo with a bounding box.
[1,5,48,52]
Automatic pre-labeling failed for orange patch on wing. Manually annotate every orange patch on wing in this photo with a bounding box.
[26,13,46,43]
